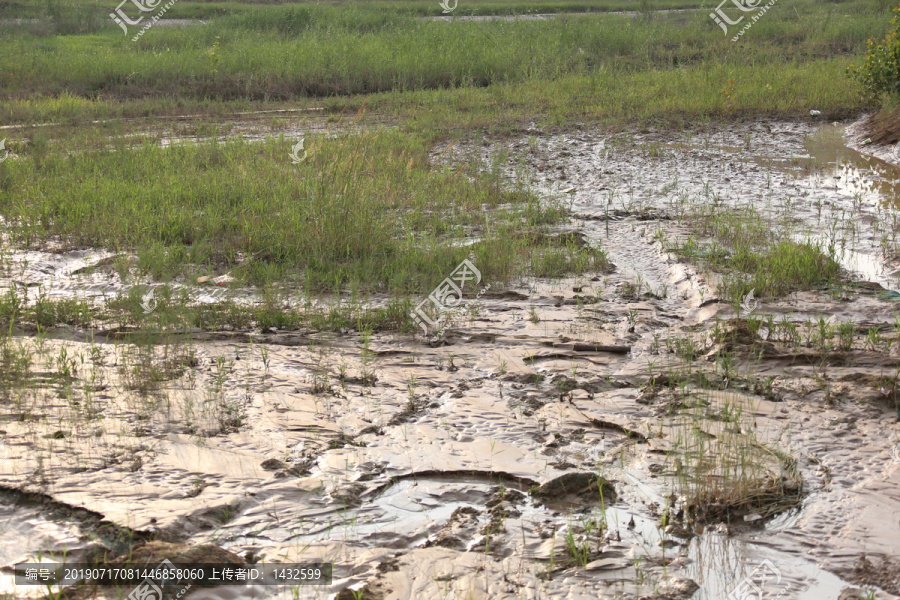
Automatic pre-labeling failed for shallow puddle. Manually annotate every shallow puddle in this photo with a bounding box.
[802,124,900,205]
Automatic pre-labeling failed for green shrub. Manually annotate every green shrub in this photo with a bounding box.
[848,5,900,99]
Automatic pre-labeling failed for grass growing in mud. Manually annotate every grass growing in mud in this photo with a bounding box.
[665,386,803,524]
[674,202,842,302]
[0,126,607,291]
[646,193,845,525]
[644,323,806,524]
[0,282,418,334]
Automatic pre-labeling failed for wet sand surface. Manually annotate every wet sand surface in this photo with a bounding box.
[1,119,900,600]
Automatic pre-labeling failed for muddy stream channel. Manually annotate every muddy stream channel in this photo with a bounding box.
[0,119,898,600]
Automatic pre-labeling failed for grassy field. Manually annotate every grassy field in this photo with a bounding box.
[0,0,890,312]
[1,2,884,108]
[1,125,608,292]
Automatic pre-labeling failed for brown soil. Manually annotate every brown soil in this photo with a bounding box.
[856,107,900,145]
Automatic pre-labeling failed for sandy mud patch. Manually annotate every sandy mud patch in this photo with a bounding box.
[1,119,899,600]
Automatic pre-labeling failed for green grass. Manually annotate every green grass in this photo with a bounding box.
[676,203,842,300]
[0,1,887,104]
[0,0,883,138]
[723,240,843,300]
[0,57,866,133]
[378,58,865,134]
[0,126,608,291]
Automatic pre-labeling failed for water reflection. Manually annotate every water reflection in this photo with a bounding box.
[801,124,900,207]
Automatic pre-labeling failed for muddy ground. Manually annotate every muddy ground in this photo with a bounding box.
[1,117,899,600]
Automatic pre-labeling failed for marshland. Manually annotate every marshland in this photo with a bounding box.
[1,0,900,599]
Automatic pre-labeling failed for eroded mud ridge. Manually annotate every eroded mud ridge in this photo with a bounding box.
[1,120,900,600]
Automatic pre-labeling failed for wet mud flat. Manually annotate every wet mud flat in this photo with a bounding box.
[0,106,392,157]
[1,120,900,600]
